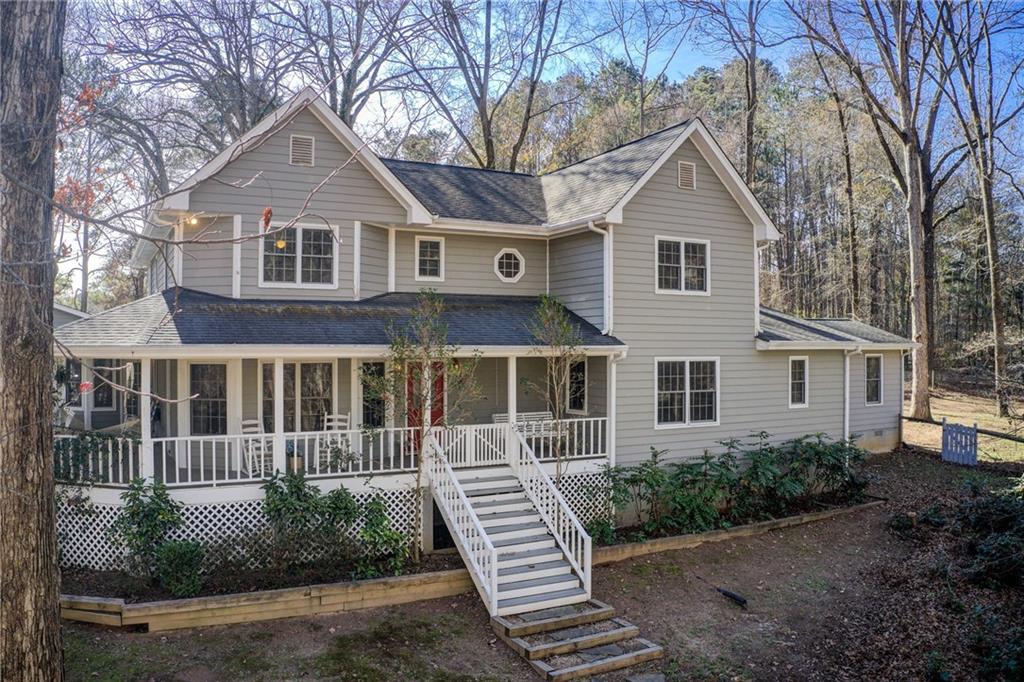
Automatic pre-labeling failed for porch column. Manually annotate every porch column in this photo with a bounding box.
[273,358,286,473]
[607,354,617,466]
[506,356,517,462]
[176,360,189,437]
[82,358,93,430]
[140,359,154,480]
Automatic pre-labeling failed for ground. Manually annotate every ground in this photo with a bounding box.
[62,449,1023,681]
[903,386,1024,463]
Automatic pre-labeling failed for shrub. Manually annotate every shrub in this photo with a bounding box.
[107,478,183,575]
[354,495,410,579]
[154,540,204,598]
[957,486,1024,587]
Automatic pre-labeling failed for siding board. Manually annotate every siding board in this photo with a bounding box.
[549,231,604,328]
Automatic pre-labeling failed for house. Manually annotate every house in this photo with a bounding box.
[53,88,913,628]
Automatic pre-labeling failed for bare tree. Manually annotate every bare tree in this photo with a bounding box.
[0,1,67,679]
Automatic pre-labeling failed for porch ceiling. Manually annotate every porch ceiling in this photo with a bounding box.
[53,288,626,353]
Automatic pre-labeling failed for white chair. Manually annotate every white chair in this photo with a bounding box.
[321,413,353,471]
[240,419,271,476]
[323,414,351,432]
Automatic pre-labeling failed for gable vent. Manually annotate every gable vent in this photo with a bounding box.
[677,161,696,190]
[289,135,315,166]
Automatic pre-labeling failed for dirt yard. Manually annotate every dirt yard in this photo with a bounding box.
[63,450,1022,681]
[904,386,1024,463]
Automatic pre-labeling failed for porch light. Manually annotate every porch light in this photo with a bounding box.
[188,216,198,225]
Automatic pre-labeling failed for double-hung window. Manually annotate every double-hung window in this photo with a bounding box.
[261,224,337,288]
[789,356,808,408]
[655,237,710,294]
[190,364,227,435]
[566,360,587,414]
[92,359,115,410]
[865,354,883,405]
[260,361,335,432]
[415,236,444,281]
[655,358,719,427]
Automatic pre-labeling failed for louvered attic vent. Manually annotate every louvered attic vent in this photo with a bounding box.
[289,135,315,166]
[677,161,696,190]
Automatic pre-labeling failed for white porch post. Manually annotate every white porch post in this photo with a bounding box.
[608,354,617,466]
[273,358,286,473]
[82,358,93,430]
[507,355,517,464]
[350,360,360,427]
[140,359,154,480]
[176,360,189,437]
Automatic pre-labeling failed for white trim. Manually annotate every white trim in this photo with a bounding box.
[54,302,89,319]
[677,160,696,190]
[81,361,93,428]
[231,215,242,298]
[654,236,711,296]
[257,221,339,290]
[493,247,525,283]
[139,360,153,479]
[756,340,917,351]
[227,359,242,434]
[788,355,809,409]
[176,360,189,436]
[353,221,361,299]
[843,349,856,439]
[414,235,445,282]
[754,244,764,334]
[605,119,781,241]
[288,134,315,167]
[57,344,627,359]
[607,225,614,333]
[349,359,359,426]
[865,353,884,406]
[387,228,396,292]
[545,239,550,294]
[653,356,721,429]
[565,358,588,415]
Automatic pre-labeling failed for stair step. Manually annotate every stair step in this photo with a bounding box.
[491,533,554,550]
[478,509,542,526]
[532,637,664,681]
[464,484,524,498]
[497,587,589,616]
[486,521,549,538]
[471,496,532,514]
[509,618,640,660]
[497,546,563,568]
[499,573,580,599]
[498,560,572,584]
[457,474,518,488]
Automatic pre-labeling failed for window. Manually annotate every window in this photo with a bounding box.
[361,362,386,429]
[260,225,336,288]
[260,362,334,432]
[566,360,587,414]
[92,359,115,409]
[865,354,883,405]
[415,236,444,281]
[655,358,719,427]
[190,364,227,435]
[789,356,808,408]
[494,248,525,283]
[63,359,82,408]
[655,237,710,294]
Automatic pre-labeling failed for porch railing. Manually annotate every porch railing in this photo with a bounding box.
[153,434,272,486]
[434,423,508,468]
[518,417,607,462]
[288,427,419,477]
[54,433,140,486]
[426,432,499,615]
[511,429,592,598]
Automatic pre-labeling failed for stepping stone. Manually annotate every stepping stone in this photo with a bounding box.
[577,643,624,662]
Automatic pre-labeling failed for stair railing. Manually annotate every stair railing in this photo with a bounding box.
[511,429,592,597]
[425,432,499,615]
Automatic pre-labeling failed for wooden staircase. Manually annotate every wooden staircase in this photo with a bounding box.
[491,599,664,681]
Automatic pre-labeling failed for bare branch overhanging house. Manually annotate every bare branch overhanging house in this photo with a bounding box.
[53,87,914,622]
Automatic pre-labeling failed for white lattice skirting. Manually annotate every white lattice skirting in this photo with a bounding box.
[57,472,609,571]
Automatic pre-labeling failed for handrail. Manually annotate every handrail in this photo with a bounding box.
[425,432,500,615]
[512,429,592,597]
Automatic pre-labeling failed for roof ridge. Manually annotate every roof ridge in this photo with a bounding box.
[542,119,691,175]
[380,157,538,178]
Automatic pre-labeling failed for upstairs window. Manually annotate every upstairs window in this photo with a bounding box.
[656,358,719,427]
[415,236,445,281]
[566,360,587,414]
[865,354,883,405]
[656,237,709,294]
[260,225,336,288]
[789,356,808,408]
[494,248,525,283]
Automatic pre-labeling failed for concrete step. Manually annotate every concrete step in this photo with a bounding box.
[491,533,555,551]
[498,573,580,600]
[486,521,549,540]
[506,618,640,660]
[497,586,589,617]
[496,546,563,569]
[497,560,573,584]
[531,637,664,681]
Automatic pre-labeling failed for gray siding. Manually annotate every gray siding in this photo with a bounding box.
[181,218,233,297]
[361,224,389,298]
[187,109,407,300]
[848,351,901,450]
[53,307,84,328]
[394,231,547,295]
[549,231,604,328]
[610,139,897,465]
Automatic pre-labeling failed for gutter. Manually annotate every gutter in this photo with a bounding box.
[607,348,628,467]
[843,346,863,440]
[588,221,612,334]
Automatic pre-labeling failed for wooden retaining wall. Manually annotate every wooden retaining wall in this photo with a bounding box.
[61,498,884,632]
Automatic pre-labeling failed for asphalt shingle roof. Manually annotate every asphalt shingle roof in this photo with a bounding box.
[379,121,690,226]
[757,307,912,346]
[54,289,625,349]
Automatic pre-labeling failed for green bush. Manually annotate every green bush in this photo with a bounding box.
[107,478,183,575]
[154,540,204,598]
[957,486,1024,587]
[354,495,410,579]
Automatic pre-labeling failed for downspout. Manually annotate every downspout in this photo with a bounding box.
[843,346,863,441]
[588,221,611,334]
[608,349,627,467]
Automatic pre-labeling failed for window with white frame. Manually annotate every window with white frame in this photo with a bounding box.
[494,248,525,283]
[865,354,883,405]
[260,361,334,432]
[190,364,227,435]
[63,359,82,408]
[415,236,444,281]
[125,360,141,418]
[789,356,808,408]
[656,237,709,294]
[260,225,336,287]
[655,358,719,427]
[92,359,115,409]
[566,360,587,414]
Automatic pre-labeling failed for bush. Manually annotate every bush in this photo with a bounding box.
[957,486,1024,587]
[107,478,183,575]
[154,540,204,598]
[354,495,410,579]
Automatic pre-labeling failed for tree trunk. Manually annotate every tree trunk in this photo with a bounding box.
[903,136,932,420]
[0,1,67,680]
[979,174,1008,416]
